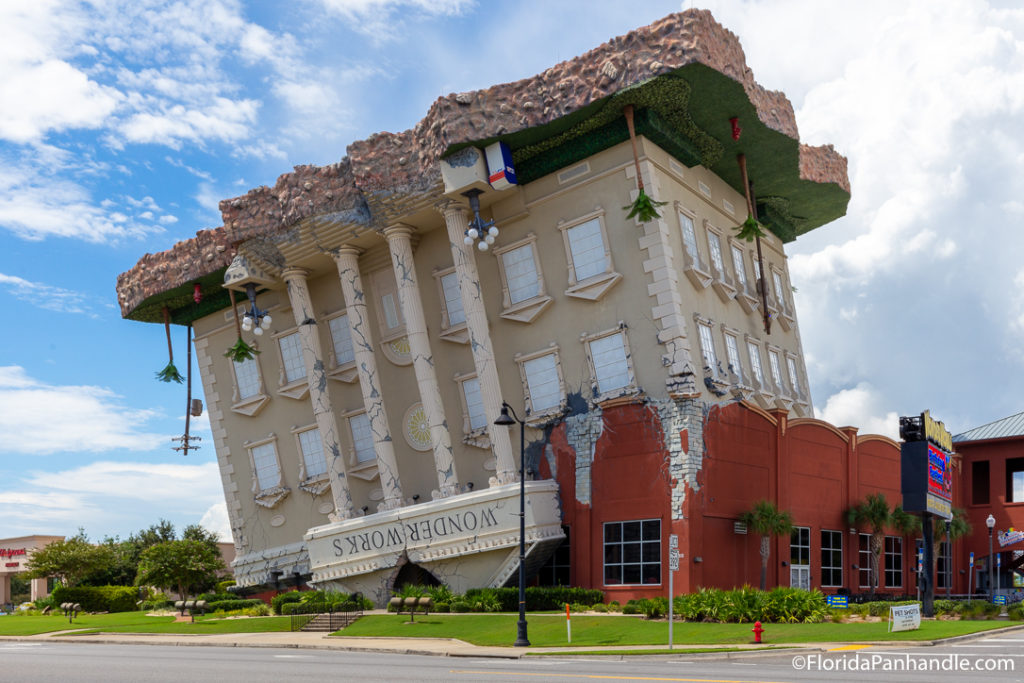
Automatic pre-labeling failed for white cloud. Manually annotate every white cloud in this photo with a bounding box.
[318,0,474,40]
[0,273,97,316]
[815,383,899,440]
[0,366,166,454]
[26,461,223,503]
[200,502,232,541]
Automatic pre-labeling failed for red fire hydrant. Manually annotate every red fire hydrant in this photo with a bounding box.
[752,621,764,643]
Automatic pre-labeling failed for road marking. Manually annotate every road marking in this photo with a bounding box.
[983,638,1024,642]
[828,645,871,651]
[452,671,792,682]
[272,654,314,659]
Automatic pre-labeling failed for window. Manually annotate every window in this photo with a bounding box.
[884,536,903,588]
[859,534,872,588]
[277,331,306,384]
[328,313,355,366]
[937,540,951,589]
[348,412,376,464]
[439,271,465,326]
[785,355,801,395]
[679,211,701,262]
[790,527,810,566]
[972,460,990,505]
[604,519,660,585]
[731,244,748,289]
[371,268,405,339]
[707,229,725,274]
[494,234,552,322]
[747,341,765,386]
[250,441,281,491]
[698,323,718,373]
[233,357,261,400]
[585,329,634,397]
[519,349,564,416]
[296,428,327,480]
[772,269,790,311]
[502,243,541,304]
[461,376,487,432]
[821,530,843,587]
[1006,458,1024,503]
[768,349,783,390]
[537,527,571,587]
[565,218,607,281]
[724,333,744,383]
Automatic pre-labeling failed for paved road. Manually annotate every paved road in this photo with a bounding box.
[2,637,1024,683]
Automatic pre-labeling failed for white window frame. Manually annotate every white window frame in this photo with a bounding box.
[884,536,903,588]
[342,409,378,478]
[767,347,785,392]
[558,209,622,301]
[723,330,745,386]
[675,203,711,289]
[245,433,289,508]
[455,372,490,449]
[515,345,567,425]
[493,233,552,323]
[582,324,637,403]
[230,353,269,416]
[790,526,811,589]
[273,328,310,400]
[370,267,406,342]
[697,321,719,376]
[292,424,330,496]
[432,266,469,344]
[785,352,805,401]
[324,310,358,383]
[703,220,736,302]
[746,339,766,388]
[859,533,873,588]
[730,242,749,290]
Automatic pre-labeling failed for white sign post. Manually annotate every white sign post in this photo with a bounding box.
[889,604,921,632]
[668,534,679,650]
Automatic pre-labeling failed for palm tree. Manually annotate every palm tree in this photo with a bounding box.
[740,499,794,591]
[847,493,893,595]
[933,508,972,595]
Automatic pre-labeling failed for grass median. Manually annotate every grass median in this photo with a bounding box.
[336,613,1017,647]
[0,612,291,636]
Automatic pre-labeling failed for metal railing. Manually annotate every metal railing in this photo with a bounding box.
[288,596,364,632]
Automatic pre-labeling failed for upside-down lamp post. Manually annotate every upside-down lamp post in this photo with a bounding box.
[987,514,996,600]
[494,401,529,647]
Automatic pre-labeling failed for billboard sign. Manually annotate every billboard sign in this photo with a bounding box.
[901,440,953,520]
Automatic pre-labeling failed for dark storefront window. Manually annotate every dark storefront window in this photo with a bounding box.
[972,460,990,505]
[1007,458,1024,503]
[859,534,872,588]
[821,530,843,587]
[537,526,571,586]
[937,540,951,589]
[885,536,903,588]
[603,519,661,585]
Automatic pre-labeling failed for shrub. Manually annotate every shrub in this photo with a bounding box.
[217,580,236,593]
[271,591,304,615]
[1008,604,1024,621]
[52,585,138,613]
[206,599,265,613]
[591,603,608,613]
[450,599,472,613]
[427,585,455,604]
[607,600,621,613]
[621,603,640,615]
[434,602,450,613]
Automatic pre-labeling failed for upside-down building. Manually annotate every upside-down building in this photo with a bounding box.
[117,10,865,605]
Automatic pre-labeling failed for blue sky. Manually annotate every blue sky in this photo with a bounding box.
[2,0,1023,542]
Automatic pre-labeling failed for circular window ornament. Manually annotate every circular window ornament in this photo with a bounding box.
[380,336,413,366]
[403,403,432,451]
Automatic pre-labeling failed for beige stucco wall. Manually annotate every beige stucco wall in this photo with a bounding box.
[194,136,810,587]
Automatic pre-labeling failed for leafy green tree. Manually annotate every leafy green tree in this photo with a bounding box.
[740,500,794,591]
[23,531,112,588]
[136,540,224,601]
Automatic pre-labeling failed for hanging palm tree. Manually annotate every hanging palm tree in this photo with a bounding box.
[621,105,667,222]
[740,499,794,591]
[155,306,184,383]
[223,288,258,363]
[847,493,894,595]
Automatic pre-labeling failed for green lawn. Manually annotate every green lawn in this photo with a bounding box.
[336,614,1018,647]
[0,612,292,636]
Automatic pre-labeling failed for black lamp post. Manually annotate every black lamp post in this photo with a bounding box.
[986,514,996,600]
[494,401,529,647]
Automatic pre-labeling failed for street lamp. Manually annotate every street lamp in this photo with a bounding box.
[494,401,529,647]
[986,514,996,600]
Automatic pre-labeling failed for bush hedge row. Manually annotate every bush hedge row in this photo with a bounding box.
[51,586,138,613]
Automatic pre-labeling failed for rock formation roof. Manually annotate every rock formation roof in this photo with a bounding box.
[117,9,849,324]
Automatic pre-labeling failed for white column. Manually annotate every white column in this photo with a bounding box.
[332,246,405,510]
[384,224,460,498]
[282,267,355,519]
[436,200,516,483]
[30,577,48,602]
[0,574,9,605]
